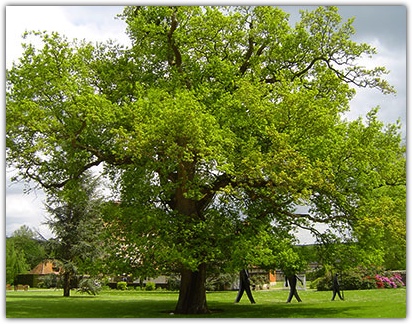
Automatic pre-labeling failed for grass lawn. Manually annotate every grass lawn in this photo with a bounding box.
[5,287,406,318]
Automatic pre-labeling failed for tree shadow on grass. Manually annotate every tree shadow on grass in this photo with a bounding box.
[6,294,98,299]
[7,294,365,318]
[202,302,365,318]
[6,295,177,318]
[158,302,366,318]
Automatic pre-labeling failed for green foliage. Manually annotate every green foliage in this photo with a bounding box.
[77,278,102,295]
[166,275,181,291]
[352,184,406,270]
[145,281,156,291]
[205,273,238,291]
[43,173,107,296]
[116,281,128,290]
[8,225,47,270]
[6,239,30,284]
[315,273,356,291]
[37,274,61,289]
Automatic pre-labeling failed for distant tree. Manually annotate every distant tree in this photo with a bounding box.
[6,6,405,313]
[6,239,30,284]
[8,225,47,269]
[44,172,106,297]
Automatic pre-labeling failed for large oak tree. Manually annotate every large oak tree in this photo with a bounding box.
[6,6,405,314]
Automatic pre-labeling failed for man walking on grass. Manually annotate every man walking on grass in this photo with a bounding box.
[286,274,303,303]
[332,273,344,301]
[235,269,256,304]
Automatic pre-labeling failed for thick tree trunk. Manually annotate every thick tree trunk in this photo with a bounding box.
[173,159,210,314]
[174,263,209,314]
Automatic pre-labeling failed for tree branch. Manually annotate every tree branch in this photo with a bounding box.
[196,173,236,212]
[291,57,325,81]
[166,7,191,89]
[239,21,268,76]
[25,158,103,190]
[72,139,133,166]
[239,30,254,75]
[167,8,182,69]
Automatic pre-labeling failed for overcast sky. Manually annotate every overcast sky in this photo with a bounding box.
[3,2,408,242]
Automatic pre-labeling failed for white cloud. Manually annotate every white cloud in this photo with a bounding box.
[7,7,70,68]
[6,6,130,69]
[5,188,50,237]
[342,37,406,135]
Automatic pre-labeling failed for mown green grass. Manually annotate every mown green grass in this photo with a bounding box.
[6,287,406,318]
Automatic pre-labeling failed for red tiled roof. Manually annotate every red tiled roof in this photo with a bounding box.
[29,260,60,275]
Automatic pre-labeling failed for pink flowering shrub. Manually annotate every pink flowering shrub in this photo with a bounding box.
[375,273,404,289]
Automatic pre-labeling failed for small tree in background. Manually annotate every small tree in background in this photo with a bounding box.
[6,240,30,285]
[44,172,106,297]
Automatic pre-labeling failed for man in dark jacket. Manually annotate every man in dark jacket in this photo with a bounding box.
[331,273,344,300]
[234,269,256,304]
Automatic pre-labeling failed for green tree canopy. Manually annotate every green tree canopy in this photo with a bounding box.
[6,6,405,314]
[7,225,47,269]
